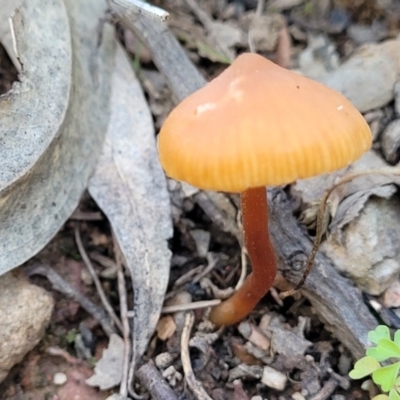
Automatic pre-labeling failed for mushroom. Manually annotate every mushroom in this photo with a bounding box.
[158,53,372,327]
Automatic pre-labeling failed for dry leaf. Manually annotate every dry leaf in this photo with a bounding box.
[292,150,400,236]
[86,334,124,390]
[88,45,172,371]
[0,0,114,272]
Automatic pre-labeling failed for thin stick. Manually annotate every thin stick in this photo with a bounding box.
[236,248,248,290]
[137,362,178,400]
[235,208,247,290]
[9,16,19,61]
[165,254,219,300]
[191,254,219,285]
[181,312,213,400]
[70,210,103,221]
[74,225,123,332]
[111,0,169,21]
[248,0,265,53]
[110,3,205,102]
[281,168,400,298]
[310,378,338,400]
[255,0,265,16]
[113,232,131,398]
[162,299,221,314]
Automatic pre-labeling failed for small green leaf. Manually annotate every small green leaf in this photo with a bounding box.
[389,389,400,400]
[368,346,391,362]
[394,331,400,348]
[370,326,391,344]
[372,362,400,392]
[374,339,400,361]
[372,395,389,400]
[349,356,381,379]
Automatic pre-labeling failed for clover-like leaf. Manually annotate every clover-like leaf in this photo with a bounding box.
[374,339,400,361]
[349,356,381,379]
[370,326,391,344]
[394,376,400,394]
[394,331,400,348]
[389,388,400,400]
[372,395,389,400]
[368,346,387,362]
[372,362,400,392]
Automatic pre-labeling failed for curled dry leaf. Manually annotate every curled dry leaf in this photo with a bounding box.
[0,0,114,272]
[86,334,124,390]
[293,150,400,294]
[88,45,172,370]
[322,196,400,295]
[292,150,400,238]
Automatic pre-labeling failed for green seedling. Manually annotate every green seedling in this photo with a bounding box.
[350,325,400,399]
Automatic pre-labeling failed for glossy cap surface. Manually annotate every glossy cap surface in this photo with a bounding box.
[158,53,372,192]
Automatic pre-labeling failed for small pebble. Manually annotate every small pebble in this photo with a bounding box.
[381,119,400,164]
[53,372,67,385]
[251,396,263,400]
[305,354,314,362]
[155,352,173,369]
[261,366,287,391]
[338,353,352,375]
[292,393,306,400]
[162,365,182,387]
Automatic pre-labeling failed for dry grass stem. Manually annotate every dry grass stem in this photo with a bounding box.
[181,312,213,400]
[161,299,221,314]
[74,225,123,331]
[113,233,131,398]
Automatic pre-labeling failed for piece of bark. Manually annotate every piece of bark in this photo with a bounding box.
[110,4,205,102]
[268,188,376,359]
[121,13,378,358]
[137,362,178,400]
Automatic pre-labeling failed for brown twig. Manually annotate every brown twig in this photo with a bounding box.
[137,361,178,400]
[110,4,205,102]
[74,224,123,332]
[310,378,338,400]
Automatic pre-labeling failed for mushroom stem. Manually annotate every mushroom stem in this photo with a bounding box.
[209,187,277,326]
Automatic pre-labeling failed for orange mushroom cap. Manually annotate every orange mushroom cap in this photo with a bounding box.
[158,53,372,192]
